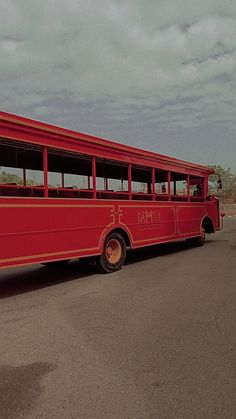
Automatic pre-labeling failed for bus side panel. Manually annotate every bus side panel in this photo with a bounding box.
[176,201,220,235]
[206,200,221,230]
[0,198,115,268]
[118,203,176,247]
[176,205,208,236]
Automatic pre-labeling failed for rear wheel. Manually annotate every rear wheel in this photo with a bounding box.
[196,227,206,246]
[188,227,206,247]
[97,232,126,273]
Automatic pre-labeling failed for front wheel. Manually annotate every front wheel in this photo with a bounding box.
[97,232,126,273]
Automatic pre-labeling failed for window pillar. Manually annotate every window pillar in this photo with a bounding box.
[23,168,26,186]
[187,174,190,202]
[92,157,96,198]
[167,171,171,201]
[104,177,108,190]
[174,181,176,195]
[204,177,207,200]
[43,146,48,197]
[128,163,132,200]
[152,167,155,200]
[61,173,65,188]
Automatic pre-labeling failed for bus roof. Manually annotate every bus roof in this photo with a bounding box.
[0,110,214,175]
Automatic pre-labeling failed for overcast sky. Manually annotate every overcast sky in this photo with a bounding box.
[1,0,236,170]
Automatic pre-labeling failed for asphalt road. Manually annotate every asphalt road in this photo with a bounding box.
[0,218,235,419]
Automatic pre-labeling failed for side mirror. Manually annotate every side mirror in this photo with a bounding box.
[217,179,222,189]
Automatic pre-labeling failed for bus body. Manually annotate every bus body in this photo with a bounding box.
[0,111,220,272]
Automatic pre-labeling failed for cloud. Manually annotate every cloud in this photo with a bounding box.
[0,0,236,169]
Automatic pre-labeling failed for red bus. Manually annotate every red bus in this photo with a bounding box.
[0,111,220,272]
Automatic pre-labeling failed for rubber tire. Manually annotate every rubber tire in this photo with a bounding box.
[97,232,126,273]
[188,228,206,247]
[41,260,70,268]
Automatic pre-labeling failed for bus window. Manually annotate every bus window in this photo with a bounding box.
[47,149,92,197]
[170,172,188,201]
[131,166,152,199]
[190,176,204,201]
[0,138,44,196]
[26,169,44,186]
[155,169,169,200]
[48,172,62,188]
[0,166,23,185]
[96,159,129,199]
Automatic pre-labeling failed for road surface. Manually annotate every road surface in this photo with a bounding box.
[0,218,235,419]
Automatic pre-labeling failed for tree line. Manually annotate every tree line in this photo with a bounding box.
[209,165,236,203]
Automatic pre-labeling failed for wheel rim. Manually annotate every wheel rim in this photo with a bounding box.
[105,239,122,264]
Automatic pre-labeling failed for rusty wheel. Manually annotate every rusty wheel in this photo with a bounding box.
[97,232,126,273]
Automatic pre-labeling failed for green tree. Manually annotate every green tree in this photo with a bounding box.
[208,165,236,202]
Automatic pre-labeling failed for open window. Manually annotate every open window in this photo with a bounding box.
[170,172,188,201]
[47,148,93,198]
[154,169,169,201]
[96,159,129,199]
[0,137,44,197]
[190,176,204,201]
[131,165,152,200]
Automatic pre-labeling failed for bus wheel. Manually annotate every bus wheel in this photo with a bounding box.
[97,232,126,273]
[191,227,206,247]
[41,260,70,268]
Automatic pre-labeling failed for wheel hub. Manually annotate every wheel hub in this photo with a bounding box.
[106,239,122,264]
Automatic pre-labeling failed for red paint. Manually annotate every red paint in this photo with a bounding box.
[0,111,220,270]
